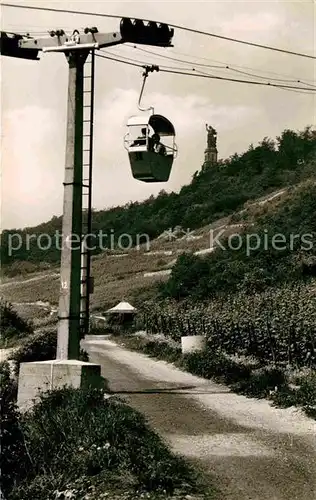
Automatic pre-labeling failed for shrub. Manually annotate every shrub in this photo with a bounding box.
[0,361,29,496]
[0,360,18,402]
[161,182,316,299]
[120,336,181,364]
[297,371,316,408]
[116,333,315,419]
[11,329,58,376]
[182,349,251,384]
[0,299,33,347]
[271,371,316,417]
[8,387,196,498]
[289,372,316,418]
[234,367,287,398]
[142,340,181,363]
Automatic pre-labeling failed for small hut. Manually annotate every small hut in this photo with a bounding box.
[105,301,137,333]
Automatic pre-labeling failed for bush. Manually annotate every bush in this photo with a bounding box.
[0,360,18,402]
[142,340,181,363]
[297,372,316,409]
[182,349,251,384]
[0,299,33,347]
[119,335,181,364]
[0,361,29,497]
[271,371,316,418]
[161,181,316,300]
[8,387,196,499]
[234,367,287,398]
[140,285,316,368]
[11,330,57,376]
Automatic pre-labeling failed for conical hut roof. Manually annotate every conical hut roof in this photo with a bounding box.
[106,301,136,314]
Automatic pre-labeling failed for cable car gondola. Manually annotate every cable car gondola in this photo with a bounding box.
[124,65,177,183]
[124,113,177,182]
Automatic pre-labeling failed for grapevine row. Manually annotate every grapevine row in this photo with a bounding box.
[137,284,316,367]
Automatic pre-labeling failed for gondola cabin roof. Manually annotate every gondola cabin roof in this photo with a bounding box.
[127,114,175,136]
[127,115,151,127]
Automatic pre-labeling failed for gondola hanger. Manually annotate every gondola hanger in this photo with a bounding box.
[137,65,159,114]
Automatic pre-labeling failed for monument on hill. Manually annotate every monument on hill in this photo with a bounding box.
[204,124,218,167]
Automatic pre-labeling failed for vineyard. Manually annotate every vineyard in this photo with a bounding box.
[137,283,316,368]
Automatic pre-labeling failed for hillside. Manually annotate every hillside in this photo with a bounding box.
[1,178,315,315]
[162,179,316,300]
[1,126,316,319]
[1,127,316,274]
[1,160,316,379]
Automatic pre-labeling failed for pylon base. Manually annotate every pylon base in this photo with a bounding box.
[17,359,102,411]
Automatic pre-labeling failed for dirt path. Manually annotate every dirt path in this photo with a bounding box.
[82,337,316,500]
[0,272,59,288]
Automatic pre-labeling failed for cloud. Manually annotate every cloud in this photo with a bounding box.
[92,88,259,209]
[1,0,314,230]
[220,12,282,38]
[2,106,64,229]
[1,90,259,228]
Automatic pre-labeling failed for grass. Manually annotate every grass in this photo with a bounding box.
[1,317,215,499]
[271,371,316,418]
[0,336,26,349]
[0,273,60,305]
[2,385,214,500]
[92,273,169,311]
[0,254,170,310]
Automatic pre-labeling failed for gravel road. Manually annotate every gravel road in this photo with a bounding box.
[83,337,316,500]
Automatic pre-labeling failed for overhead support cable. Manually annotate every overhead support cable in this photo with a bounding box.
[2,2,316,59]
[96,52,316,93]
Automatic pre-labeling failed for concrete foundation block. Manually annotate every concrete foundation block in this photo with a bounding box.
[181,335,207,354]
[17,359,101,411]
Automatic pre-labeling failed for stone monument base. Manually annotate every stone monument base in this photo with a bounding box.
[17,359,102,411]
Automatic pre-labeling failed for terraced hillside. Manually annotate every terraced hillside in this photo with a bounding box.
[1,180,314,317]
[1,127,316,318]
[2,128,315,271]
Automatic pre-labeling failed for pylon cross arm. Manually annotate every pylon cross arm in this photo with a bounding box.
[20,32,123,51]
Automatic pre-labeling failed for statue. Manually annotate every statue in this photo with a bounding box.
[206,124,217,148]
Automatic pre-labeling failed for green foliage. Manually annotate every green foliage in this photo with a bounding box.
[297,371,316,408]
[7,387,196,499]
[182,349,251,384]
[1,260,51,278]
[11,329,57,376]
[139,338,181,363]
[162,253,211,300]
[272,371,316,417]
[234,367,287,398]
[0,361,28,497]
[11,329,89,376]
[138,284,316,368]
[2,128,315,272]
[161,181,316,299]
[119,335,315,419]
[0,299,33,347]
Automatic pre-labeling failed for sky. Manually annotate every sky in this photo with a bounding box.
[1,0,315,230]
